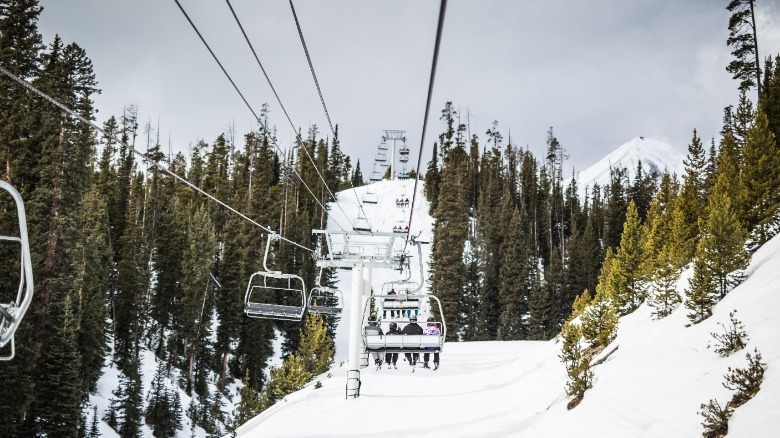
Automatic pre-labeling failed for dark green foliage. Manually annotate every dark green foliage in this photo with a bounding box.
[425,142,440,215]
[726,0,760,94]
[559,322,592,409]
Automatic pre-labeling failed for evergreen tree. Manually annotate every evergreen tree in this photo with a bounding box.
[430,147,469,340]
[580,291,618,349]
[74,185,112,393]
[425,142,441,215]
[559,322,592,409]
[685,254,717,324]
[740,110,780,247]
[677,129,708,258]
[229,370,262,433]
[610,201,647,314]
[497,204,532,340]
[258,354,312,412]
[297,312,335,376]
[699,174,750,299]
[36,293,82,436]
[726,0,761,94]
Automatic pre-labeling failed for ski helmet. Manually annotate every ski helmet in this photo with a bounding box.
[368,315,377,323]
[427,316,435,323]
[409,315,417,322]
[389,322,398,330]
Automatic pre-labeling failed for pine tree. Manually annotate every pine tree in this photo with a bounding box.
[677,129,708,258]
[580,291,618,349]
[430,147,469,340]
[425,142,441,215]
[610,201,646,314]
[740,110,780,247]
[258,354,312,412]
[36,293,82,436]
[74,185,112,393]
[229,370,263,433]
[497,205,532,340]
[726,0,761,94]
[699,175,749,299]
[684,254,717,325]
[559,322,592,409]
[297,312,335,376]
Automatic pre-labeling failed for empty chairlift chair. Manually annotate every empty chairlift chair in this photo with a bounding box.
[307,268,343,316]
[244,234,307,321]
[362,191,378,205]
[353,214,371,232]
[0,181,34,361]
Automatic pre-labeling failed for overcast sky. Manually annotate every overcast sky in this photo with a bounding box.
[36,0,780,175]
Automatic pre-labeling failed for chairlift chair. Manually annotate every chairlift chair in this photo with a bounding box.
[0,181,34,361]
[399,147,410,155]
[363,294,446,354]
[392,221,409,234]
[353,215,372,232]
[362,192,378,204]
[244,234,307,321]
[399,155,409,163]
[397,170,410,179]
[307,268,343,316]
[375,153,387,163]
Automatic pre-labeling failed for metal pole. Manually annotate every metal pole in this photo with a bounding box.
[346,263,364,399]
[390,136,396,181]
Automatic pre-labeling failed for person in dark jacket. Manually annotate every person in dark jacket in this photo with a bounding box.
[401,315,423,368]
[364,315,383,368]
[384,322,401,369]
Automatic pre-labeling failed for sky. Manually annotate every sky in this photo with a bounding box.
[36,0,780,174]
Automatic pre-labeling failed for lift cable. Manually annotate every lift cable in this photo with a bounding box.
[0,64,315,254]
[287,0,371,226]
[173,0,348,232]
[403,0,447,255]
[224,0,356,232]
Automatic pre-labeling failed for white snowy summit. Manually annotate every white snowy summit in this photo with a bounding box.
[568,137,686,191]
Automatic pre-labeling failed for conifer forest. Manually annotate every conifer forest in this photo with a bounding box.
[2,0,780,436]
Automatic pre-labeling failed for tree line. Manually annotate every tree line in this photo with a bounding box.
[0,1,355,434]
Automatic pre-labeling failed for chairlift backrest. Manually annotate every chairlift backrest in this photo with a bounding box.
[308,268,343,315]
[244,234,306,321]
[0,181,34,361]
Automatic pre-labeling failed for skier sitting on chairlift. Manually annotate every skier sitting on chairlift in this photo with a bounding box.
[365,315,384,368]
[384,322,401,369]
[422,317,440,370]
[401,315,423,368]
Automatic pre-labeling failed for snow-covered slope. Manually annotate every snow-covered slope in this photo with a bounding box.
[239,177,780,438]
[567,137,686,190]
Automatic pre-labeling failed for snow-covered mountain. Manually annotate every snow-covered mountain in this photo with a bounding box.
[567,137,686,191]
[239,177,779,438]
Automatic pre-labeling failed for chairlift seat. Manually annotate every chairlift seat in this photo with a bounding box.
[244,268,306,321]
[364,334,442,352]
[308,287,343,315]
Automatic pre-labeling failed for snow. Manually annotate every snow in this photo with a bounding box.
[565,137,686,192]
[239,176,780,438]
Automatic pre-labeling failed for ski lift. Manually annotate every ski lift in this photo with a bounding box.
[307,268,343,316]
[399,154,409,163]
[353,214,372,232]
[0,181,34,361]
[395,195,410,209]
[392,221,409,234]
[399,147,410,155]
[397,170,410,179]
[375,153,387,163]
[362,191,378,204]
[244,234,306,321]
[363,294,445,354]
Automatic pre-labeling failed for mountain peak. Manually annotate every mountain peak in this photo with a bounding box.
[569,137,685,190]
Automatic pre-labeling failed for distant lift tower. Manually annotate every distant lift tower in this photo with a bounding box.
[381,130,406,181]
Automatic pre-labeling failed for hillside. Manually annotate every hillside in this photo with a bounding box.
[239,178,779,437]
[567,137,686,191]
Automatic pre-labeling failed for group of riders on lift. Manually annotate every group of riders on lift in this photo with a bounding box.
[365,314,440,371]
[396,197,410,208]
